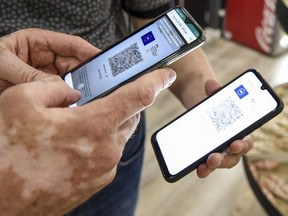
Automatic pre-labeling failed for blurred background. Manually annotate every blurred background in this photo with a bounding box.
[136,0,288,215]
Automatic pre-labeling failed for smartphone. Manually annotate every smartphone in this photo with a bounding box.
[151,69,284,182]
[64,6,206,106]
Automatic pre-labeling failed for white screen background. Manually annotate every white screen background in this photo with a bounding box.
[156,72,278,175]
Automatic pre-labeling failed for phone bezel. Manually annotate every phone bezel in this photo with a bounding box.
[63,6,206,104]
[151,69,284,183]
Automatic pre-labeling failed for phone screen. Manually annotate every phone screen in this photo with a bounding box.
[64,7,205,106]
[152,70,283,182]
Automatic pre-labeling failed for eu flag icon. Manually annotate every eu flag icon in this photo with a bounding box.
[234,85,249,99]
[141,31,155,46]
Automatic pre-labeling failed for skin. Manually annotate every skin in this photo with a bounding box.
[131,17,253,178]
[0,25,253,215]
[0,28,100,90]
[170,49,253,178]
[0,29,177,215]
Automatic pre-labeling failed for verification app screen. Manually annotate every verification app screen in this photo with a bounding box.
[155,72,278,175]
[65,8,199,106]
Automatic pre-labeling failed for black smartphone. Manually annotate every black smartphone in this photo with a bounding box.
[64,6,206,106]
[151,69,284,183]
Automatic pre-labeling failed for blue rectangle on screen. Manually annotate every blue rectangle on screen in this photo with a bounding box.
[234,85,249,99]
[141,31,155,46]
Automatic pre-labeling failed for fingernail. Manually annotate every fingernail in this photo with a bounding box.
[168,69,177,87]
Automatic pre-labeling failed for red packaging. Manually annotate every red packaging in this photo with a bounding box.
[224,0,288,55]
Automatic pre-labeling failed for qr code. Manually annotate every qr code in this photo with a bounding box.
[108,43,143,77]
[208,97,243,133]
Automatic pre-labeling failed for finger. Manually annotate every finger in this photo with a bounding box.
[218,153,242,169]
[227,135,254,155]
[53,56,87,76]
[206,153,224,169]
[0,29,99,82]
[0,48,50,83]
[197,135,253,177]
[242,135,253,153]
[82,68,177,125]
[196,164,212,178]
[35,56,86,77]
[205,151,241,170]
[118,113,141,142]
[204,79,222,96]
[33,29,99,61]
[20,76,81,107]
[0,80,13,92]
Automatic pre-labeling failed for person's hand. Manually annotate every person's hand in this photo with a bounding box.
[0,68,176,216]
[0,28,99,91]
[196,79,253,178]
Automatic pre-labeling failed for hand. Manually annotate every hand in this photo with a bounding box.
[0,28,99,91]
[196,79,254,178]
[0,67,176,216]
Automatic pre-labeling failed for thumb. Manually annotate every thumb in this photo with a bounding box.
[18,76,81,108]
[83,68,177,125]
[0,49,49,84]
[205,79,222,96]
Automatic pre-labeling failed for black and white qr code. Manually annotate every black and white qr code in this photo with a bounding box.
[208,97,243,133]
[108,43,143,77]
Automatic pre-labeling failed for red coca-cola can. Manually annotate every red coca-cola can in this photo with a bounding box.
[224,0,288,55]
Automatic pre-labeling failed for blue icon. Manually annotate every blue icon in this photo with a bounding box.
[234,85,248,99]
[141,31,155,46]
